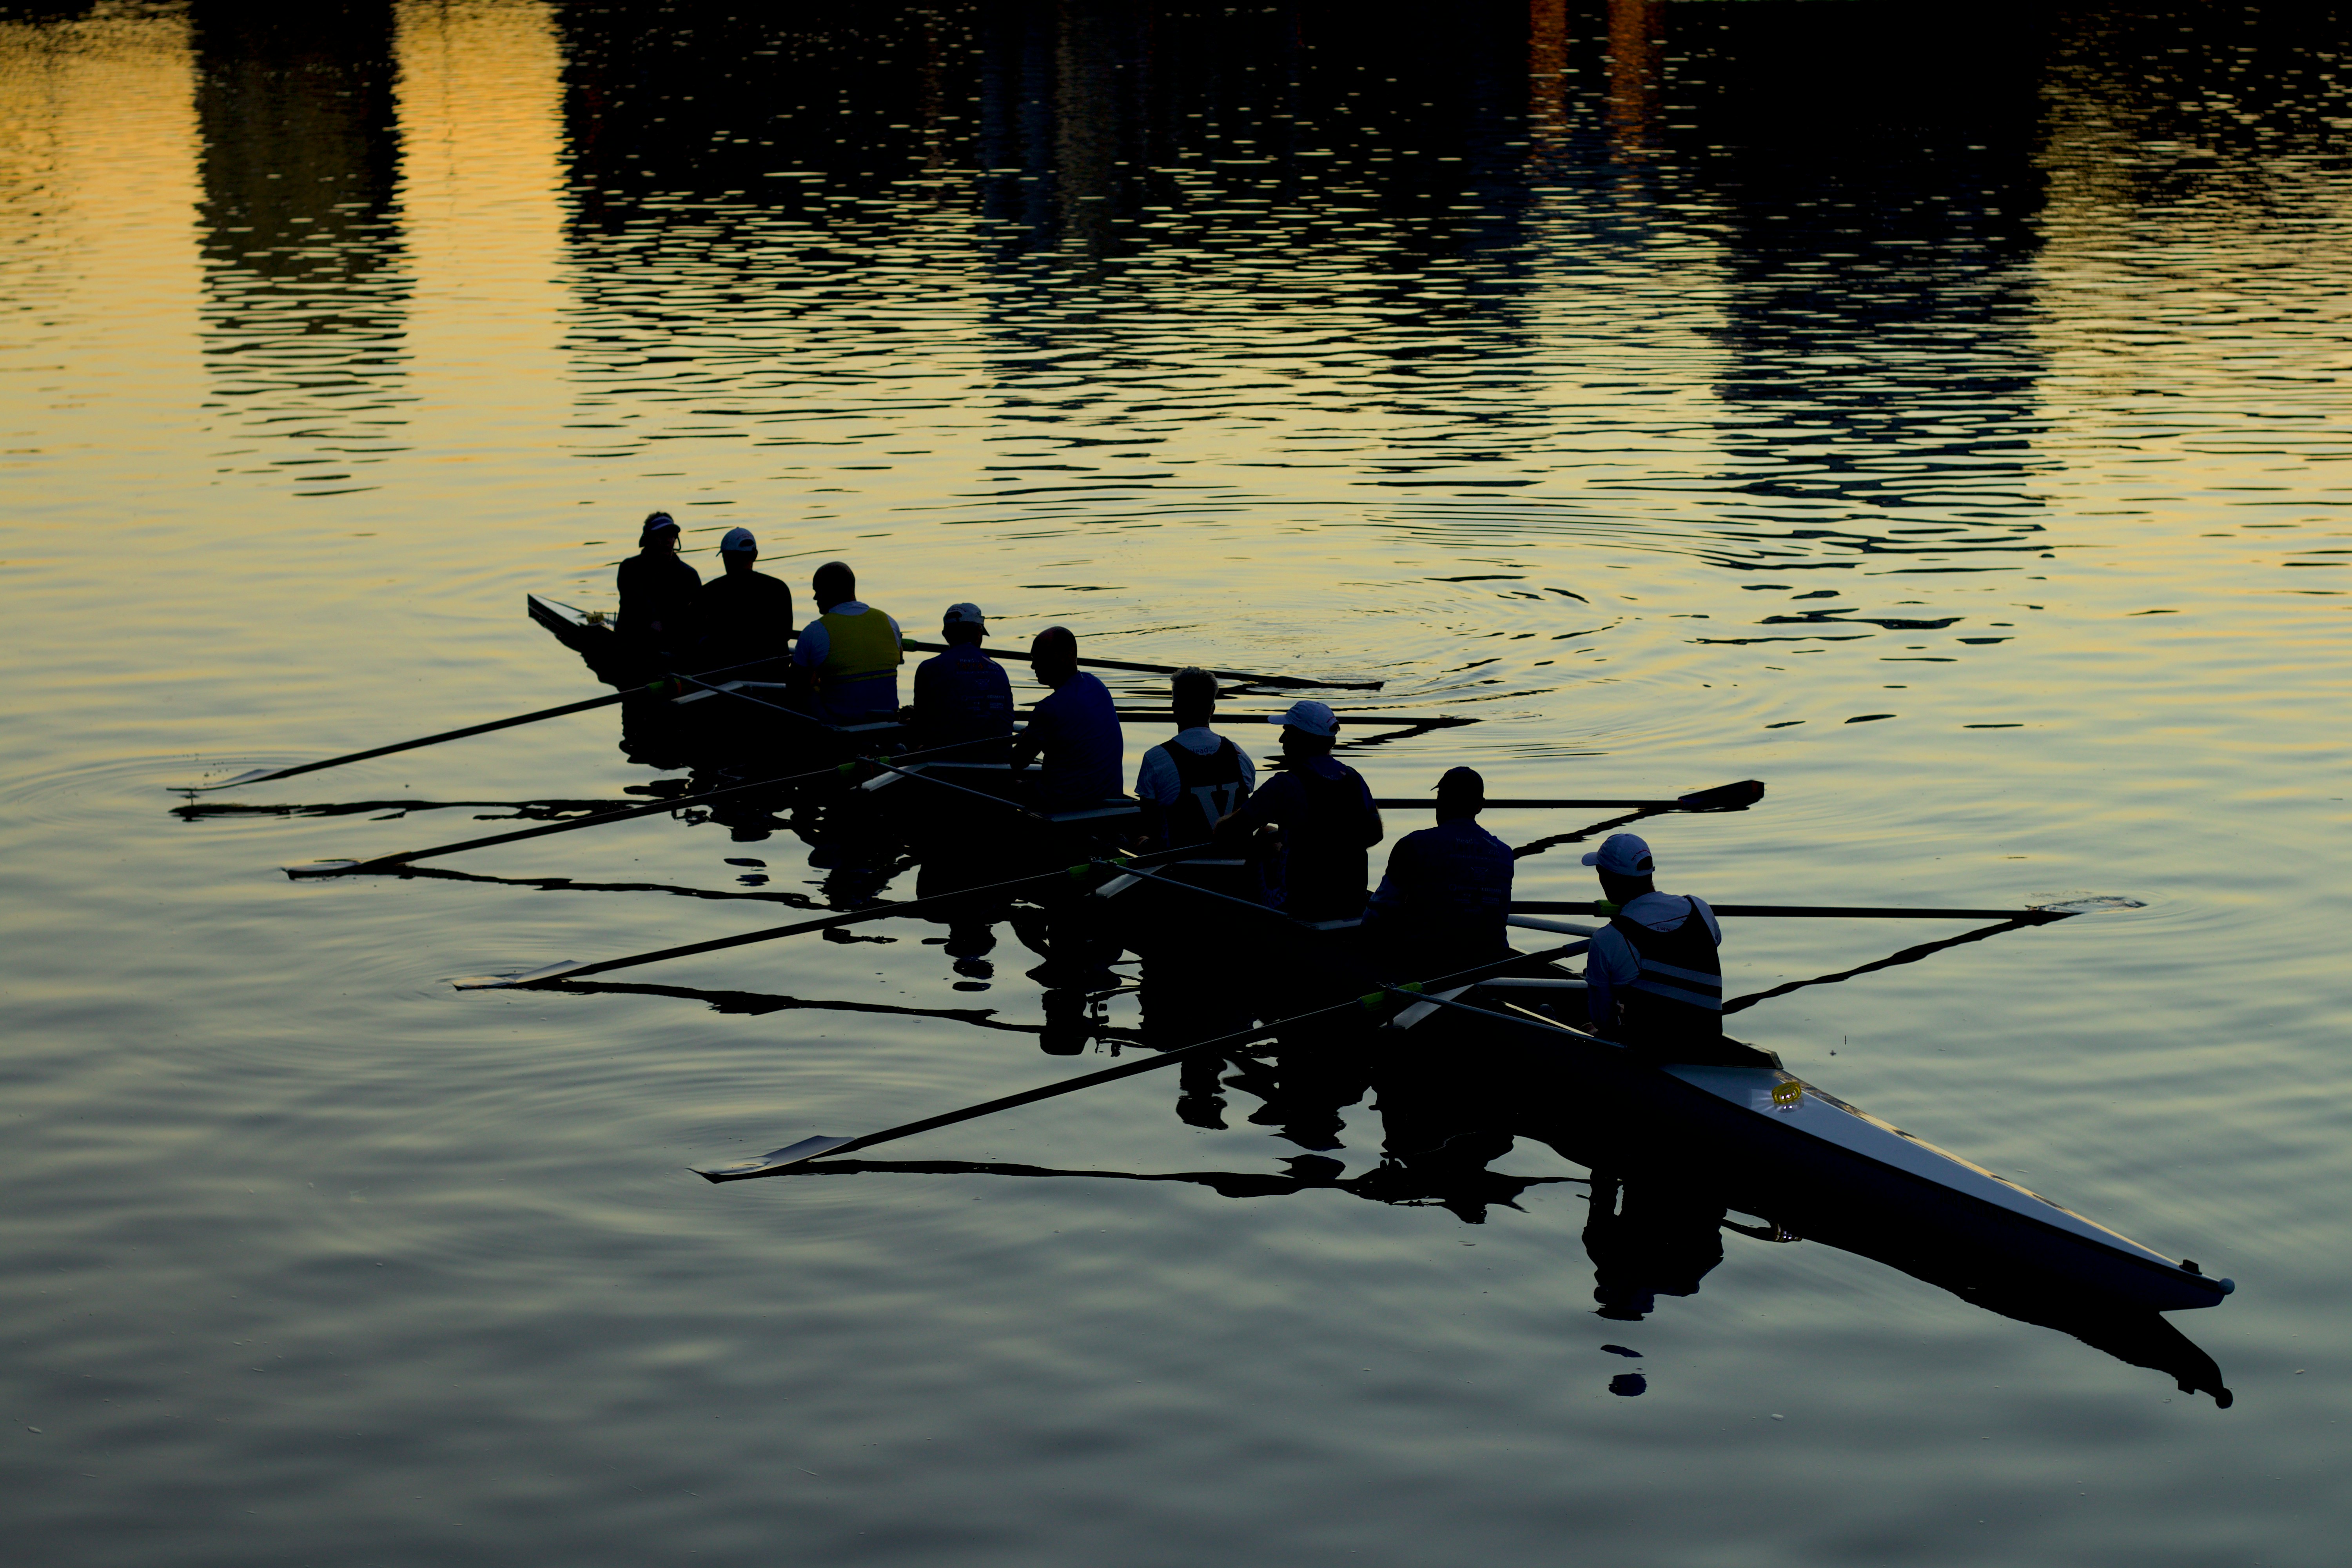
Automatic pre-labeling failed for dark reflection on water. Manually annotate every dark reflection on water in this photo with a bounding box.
[192,0,410,471]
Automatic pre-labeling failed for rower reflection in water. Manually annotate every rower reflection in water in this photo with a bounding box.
[1216,699,1383,924]
[1582,1173,1728,1322]
[793,561,904,722]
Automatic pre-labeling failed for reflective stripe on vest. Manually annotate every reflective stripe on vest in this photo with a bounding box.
[1611,902,1723,1015]
[1161,735,1248,847]
[815,607,903,688]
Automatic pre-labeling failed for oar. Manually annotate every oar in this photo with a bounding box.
[173,656,787,793]
[693,942,1585,1181]
[1721,918,2049,1015]
[1377,780,1763,812]
[1510,900,2078,923]
[283,731,1014,878]
[450,844,1210,990]
[1114,710,1468,730]
[900,637,1382,692]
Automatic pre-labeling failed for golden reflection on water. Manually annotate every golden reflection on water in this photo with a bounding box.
[394,0,568,490]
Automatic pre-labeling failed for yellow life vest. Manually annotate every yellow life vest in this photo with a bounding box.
[815,605,903,690]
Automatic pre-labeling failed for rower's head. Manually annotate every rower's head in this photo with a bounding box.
[639,512,680,553]
[718,526,758,573]
[1031,625,1079,688]
[812,560,856,612]
[1434,766,1485,822]
[1171,666,1219,730]
[942,603,987,648]
[1583,831,1656,904]
[1276,699,1339,757]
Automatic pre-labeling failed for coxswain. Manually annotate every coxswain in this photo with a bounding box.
[614,511,701,661]
[1362,766,1513,973]
[908,602,1015,756]
[1581,833,1724,1056]
[791,560,903,721]
[693,526,795,677]
[1007,625,1122,814]
[1134,666,1254,850]
[1216,699,1382,924]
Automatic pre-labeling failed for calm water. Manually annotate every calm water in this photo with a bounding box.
[5,1,2350,1562]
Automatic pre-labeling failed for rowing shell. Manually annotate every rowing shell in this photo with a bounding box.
[1406,975,2234,1315]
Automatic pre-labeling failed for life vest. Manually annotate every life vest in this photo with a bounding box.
[1272,762,1374,921]
[813,605,903,692]
[1608,898,1722,1048]
[1157,735,1249,848]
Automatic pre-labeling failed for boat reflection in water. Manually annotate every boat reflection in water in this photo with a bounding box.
[773,998,2235,1408]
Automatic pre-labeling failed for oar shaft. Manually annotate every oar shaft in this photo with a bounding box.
[1372,797,1682,810]
[198,654,790,791]
[1509,901,2071,922]
[899,638,1381,692]
[235,691,628,785]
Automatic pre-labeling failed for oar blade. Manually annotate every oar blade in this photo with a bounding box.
[1676,779,1766,811]
[696,1134,859,1182]
[452,959,584,991]
[173,765,288,794]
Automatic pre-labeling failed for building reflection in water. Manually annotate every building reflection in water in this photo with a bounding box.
[1604,0,1661,158]
[189,0,408,475]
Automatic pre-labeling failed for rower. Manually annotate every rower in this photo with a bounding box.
[1133,666,1254,850]
[614,511,701,661]
[1581,833,1724,1056]
[1007,625,1122,814]
[907,602,1014,757]
[791,561,903,722]
[1216,699,1382,923]
[693,526,794,677]
[1362,766,1513,973]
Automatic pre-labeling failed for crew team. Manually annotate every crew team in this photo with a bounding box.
[619,512,1723,1051]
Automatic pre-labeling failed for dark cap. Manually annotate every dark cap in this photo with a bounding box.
[1435,766,1485,804]
[639,511,679,544]
[1031,625,1077,661]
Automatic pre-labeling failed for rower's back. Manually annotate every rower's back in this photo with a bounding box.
[1365,767,1512,972]
[695,528,794,674]
[1136,667,1253,849]
[1581,833,1731,1060]
[795,560,904,721]
[911,603,1014,757]
[615,512,701,658]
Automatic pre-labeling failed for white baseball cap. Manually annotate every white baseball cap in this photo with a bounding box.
[1276,699,1339,738]
[719,526,757,554]
[1582,833,1655,877]
[943,603,986,630]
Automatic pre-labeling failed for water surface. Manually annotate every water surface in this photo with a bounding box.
[4,2,2350,1564]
